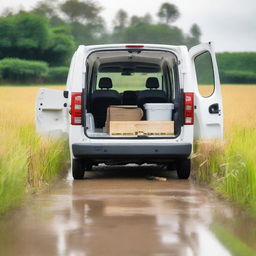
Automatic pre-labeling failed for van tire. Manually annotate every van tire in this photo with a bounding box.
[72,159,85,179]
[176,159,191,179]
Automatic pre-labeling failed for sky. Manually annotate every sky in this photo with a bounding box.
[0,0,255,52]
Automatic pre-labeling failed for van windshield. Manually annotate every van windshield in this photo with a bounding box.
[96,72,163,92]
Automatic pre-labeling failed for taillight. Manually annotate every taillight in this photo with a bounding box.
[71,92,82,125]
[125,45,144,48]
[184,92,194,125]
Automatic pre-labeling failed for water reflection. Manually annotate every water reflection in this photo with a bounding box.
[52,166,230,256]
[0,165,254,256]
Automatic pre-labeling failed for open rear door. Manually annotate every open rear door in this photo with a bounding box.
[189,42,223,139]
[36,88,68,137]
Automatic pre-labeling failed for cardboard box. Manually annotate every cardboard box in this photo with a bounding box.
[109,121,174,136]
[105,105,143,133]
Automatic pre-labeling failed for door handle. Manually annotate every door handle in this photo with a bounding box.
[209,103,220,114]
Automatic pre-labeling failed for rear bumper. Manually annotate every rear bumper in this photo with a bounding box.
[72,143,192,160]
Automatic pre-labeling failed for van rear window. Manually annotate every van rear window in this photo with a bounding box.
[96,72,162,92]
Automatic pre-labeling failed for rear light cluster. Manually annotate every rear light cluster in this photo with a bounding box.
[71,92,82,125]
[125,45,144,48]
[184,92,194,125]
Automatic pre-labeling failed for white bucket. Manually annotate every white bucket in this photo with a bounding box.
[144,103,174,121]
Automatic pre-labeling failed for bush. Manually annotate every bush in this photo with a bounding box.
[45,66,69,84]
[217,52,256,84]
[0,58,49,83]
[220,70,256,84]
[217,52,256,72]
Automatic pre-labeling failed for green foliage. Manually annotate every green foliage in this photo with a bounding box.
[217,52,256,72]
[0,12,50,59]
[0,58,48,83]
[14,12,49,50]
[113,9,128,32]
[70,21,104,45]
[157,2,180,24]
[60,0,102,24]
[190,24,201,39]
[120,24,184,44]
[0,1,200,70]
[0,12,75,66]
[0,18,14,50]
[220,70,256,84]
[129,14,153,27]
[45,26,75,65]
[45,66,69,84]
[185,24,201,48]
[0,58,69,84]
[32,0,57,18]
[217,52,256,84]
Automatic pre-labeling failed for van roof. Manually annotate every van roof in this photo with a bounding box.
[77,43,186,52]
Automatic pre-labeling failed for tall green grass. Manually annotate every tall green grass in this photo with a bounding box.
[0,125,69,214]
[193,127,256,212]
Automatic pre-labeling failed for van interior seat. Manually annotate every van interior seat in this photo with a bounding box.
[137,77,168,119]
[91,77,121,128]
[122,90,138,105]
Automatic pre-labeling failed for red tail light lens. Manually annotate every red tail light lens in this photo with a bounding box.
[125,45,144,48]
[184,92,194,125]
[71,92,82,125]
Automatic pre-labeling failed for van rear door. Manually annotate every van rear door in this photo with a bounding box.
[189,42,223,139]
[35,88,68,137]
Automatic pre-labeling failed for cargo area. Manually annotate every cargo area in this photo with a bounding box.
[83,49,183,138]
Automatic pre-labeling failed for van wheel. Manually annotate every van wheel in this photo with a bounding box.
[72,159,85,180]
[176,159,191,179]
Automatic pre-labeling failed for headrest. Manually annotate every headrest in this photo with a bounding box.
[146,77,159,89]
[99,77,112,89]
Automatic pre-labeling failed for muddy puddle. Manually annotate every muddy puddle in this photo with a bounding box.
[0,165,256,256]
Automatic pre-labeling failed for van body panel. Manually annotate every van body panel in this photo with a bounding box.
[72,143,192,159]
[189,42,223,139]
[66,45,88,93]
[35,88,68,137]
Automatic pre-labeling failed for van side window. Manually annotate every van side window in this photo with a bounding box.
[194,51,215,97]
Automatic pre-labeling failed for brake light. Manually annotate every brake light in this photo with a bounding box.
[184,92,194,125]
[125,45,144,48]
[71,92,82,125]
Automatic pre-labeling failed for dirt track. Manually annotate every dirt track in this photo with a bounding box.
[0,165,255,256]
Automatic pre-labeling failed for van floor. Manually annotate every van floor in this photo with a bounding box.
[87,128,109,137]
[86,129,175,138]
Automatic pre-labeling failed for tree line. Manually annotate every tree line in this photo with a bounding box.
[0,0,254,84]
[0,1,201,67]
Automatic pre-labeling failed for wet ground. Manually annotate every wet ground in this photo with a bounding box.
[0,165,256,256]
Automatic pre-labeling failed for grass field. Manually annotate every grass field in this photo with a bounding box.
[194,85,256,212]
[1,84,255,130]
[199,85,256,131]
[0,85,68,214]
[0,84,256,213]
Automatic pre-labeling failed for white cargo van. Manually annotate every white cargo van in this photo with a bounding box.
[36,43,223,180]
